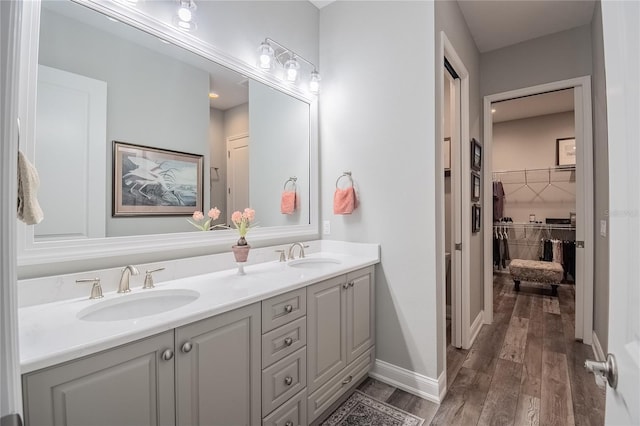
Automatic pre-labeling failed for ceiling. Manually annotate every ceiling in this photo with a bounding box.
[458,0,596,52]
[492,89,574,123]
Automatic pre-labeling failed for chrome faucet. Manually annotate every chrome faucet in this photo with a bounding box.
[288,242,307,260]
[118,265,139,293]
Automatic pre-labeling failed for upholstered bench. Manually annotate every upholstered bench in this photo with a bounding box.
[509,259,564,296]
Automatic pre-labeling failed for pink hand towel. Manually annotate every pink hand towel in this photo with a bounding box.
[281,191,296,214]
[333,187,356,215]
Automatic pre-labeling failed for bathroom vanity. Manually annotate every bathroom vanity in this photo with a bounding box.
[19,242,378,426]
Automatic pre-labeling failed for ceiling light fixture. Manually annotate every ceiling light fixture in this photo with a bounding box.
[491,108,496,113]
[174,0,197,32]
[256,38,321,94]
[208,92,219,99]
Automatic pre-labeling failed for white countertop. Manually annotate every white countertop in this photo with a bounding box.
[18,241,379,374]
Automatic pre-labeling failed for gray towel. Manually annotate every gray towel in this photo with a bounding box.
[17,151,44,225]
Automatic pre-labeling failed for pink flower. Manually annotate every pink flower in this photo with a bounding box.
[244,208,255,221]
[208,208,221,220]
[192,211,204,221]
[231,211,242,223]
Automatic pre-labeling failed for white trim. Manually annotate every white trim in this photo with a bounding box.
[16,0,320,268]
[1,0,24,417]
[370,359,444,404]
[592,331,606,362]
[469,310,484,348]
[482,76,594,344]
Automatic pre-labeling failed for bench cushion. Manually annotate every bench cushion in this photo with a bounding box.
[509,259,563,284]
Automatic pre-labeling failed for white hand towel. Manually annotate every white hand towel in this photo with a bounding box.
[17,151,44,225]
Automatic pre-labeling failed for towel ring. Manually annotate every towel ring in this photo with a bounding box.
[335,171,353,189]
[283,177,297,190]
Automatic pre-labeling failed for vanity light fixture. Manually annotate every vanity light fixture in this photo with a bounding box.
[256,38,321,94]
[174,0,197,32]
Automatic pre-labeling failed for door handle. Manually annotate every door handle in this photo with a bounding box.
[585,353,617,389]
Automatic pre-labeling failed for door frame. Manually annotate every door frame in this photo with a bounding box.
[225,132,249,224]
[438,31,472,356]
[482,76,594,344]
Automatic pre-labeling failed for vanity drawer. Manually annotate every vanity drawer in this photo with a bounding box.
[262,317,307,368]
[262,288,306,333]
[262,388,307,426]
[262,347,307,416]
[307,346,374,423]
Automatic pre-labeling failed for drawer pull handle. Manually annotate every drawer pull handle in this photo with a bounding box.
[181,342,193,353]
[161,349,174,361]
[341,375,353,385]
[284,337,294,346]
[285,422,293,426]
[284,376,293,386]
[284,304,293,313]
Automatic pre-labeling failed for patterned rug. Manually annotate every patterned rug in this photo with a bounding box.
[322,390,425,426]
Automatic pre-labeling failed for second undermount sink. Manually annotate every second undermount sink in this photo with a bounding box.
[288,257,341,269]
[77,289,200,322]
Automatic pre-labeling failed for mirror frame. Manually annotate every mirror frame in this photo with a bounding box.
[17,0,319,267]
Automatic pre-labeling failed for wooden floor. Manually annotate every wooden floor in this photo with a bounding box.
[356,273,605,426]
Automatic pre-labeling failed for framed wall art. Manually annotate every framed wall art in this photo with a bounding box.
[472,204,481,233]
[113,141,203,216]
[471,138,482,171]
[471,171,481,201]
[556,137,576,166]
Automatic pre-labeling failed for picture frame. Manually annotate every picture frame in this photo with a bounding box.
[471,171,481,201]
[471,138,482,171]
[556,137,576,166]
[444,137,451,176]
[113,141,203,216]
[472,204,481,233]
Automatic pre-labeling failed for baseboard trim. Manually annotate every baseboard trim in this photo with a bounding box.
[468,310,484,348]
[592,330,605,361]
[370,359,444,403]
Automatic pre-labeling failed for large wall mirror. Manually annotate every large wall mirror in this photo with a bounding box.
[17,0,318,267]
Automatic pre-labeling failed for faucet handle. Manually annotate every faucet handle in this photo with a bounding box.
[143,267,165,289]
[275,250,286,262]
[76,278,103,300]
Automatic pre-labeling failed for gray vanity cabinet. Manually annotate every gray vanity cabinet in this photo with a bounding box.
[175,303,261,426]
[306,266,375,423]
[22,331,176,426]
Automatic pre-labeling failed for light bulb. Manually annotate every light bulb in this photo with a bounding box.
[287,68,298,82]
[257,42,274,70]
[178,6,192,22]
[260,54,271,68]
[284,57,300,83]
[309,70,321,94]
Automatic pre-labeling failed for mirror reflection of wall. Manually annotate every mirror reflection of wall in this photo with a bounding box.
[34,1,310,241]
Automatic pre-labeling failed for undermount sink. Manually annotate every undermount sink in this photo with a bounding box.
[77,289,200,322]
[288,257,341,269]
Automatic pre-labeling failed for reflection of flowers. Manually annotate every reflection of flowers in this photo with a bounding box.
[188,208,221,231]
[231,208,256,245]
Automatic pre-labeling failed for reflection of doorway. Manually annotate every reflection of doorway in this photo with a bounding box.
[226,133,249,223]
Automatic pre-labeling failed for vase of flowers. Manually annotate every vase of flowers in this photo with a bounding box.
[231,208,256,264]
[187,208,221,231]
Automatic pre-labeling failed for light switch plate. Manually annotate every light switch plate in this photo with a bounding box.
[600,220,607,237]
[323,220,331,235]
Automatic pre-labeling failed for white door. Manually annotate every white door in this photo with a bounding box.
[600,1,640,424]
[35,65,107,240]
[227,135,249,223]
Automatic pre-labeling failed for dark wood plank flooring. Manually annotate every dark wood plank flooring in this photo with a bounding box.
[354,273,605,426]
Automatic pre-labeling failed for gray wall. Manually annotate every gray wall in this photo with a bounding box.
[480,25,593,97]
[435,0,483,351]
[319,1,438,379]
[591,0,609,353]
[39,9,210,237]
[493,111,576,224]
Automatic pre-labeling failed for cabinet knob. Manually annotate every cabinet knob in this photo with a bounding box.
[284,304,293,313]
[284,376,293,386]
[181,342,193,353]
[284,337,293,347]
[342,283,349,290]
[285,422,293,426]
[341,375,353,385]
[349,281,354,287]
[161,349,174,361]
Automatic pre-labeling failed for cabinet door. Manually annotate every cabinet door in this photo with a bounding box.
[307,275,347,394]
[175,303,261,426]
[22,331,175,426]
[346,267,375,364]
